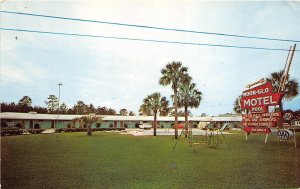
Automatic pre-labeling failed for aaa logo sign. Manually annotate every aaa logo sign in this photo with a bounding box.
[277,129,293,140]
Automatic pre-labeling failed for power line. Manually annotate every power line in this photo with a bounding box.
[1,27,298,52]
[1,10,299,43]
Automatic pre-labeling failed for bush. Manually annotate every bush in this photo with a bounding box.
[34,123,41,129]
[1,122,8,127]
[15,123,23,128]
[1,128,23,136]
[109,123,113,128]
[27,129,45,134]
[96,123,101,128]
[124,123,128,128]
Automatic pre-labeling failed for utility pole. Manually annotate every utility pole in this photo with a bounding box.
[57,83,63,132]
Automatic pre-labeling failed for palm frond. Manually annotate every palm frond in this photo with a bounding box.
[268,70,299,101]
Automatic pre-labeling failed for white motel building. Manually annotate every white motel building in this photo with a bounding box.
[0,112,242,130]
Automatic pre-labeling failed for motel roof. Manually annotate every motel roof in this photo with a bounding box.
[0,112,242,122]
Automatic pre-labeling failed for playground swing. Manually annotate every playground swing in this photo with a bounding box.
[173,122,231,152]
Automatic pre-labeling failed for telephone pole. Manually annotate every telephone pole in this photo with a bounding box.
[57,83,63,132]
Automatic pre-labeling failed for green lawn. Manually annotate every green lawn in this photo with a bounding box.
[1,131,300,189]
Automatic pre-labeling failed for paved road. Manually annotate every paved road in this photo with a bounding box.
[124,128,235,136]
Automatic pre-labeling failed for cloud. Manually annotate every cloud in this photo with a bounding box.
[1,62,31,84]
[1,60,49,84]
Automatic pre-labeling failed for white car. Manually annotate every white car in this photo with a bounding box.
[139,123,152,129]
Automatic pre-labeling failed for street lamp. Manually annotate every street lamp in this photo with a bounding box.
[57,83,63,132]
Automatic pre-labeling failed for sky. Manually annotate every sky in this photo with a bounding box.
[1,0,300,116]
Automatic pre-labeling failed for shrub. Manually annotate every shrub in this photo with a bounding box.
[34,123,41,129]
[1,129,23,136]
[96,123,101,128]
[109,123,113,128]
[124,123,128,128]
[28,129,45,134]
[1,122,8,127]
[15,123,23,128]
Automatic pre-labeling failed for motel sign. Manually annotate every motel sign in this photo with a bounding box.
[240,81,283,133]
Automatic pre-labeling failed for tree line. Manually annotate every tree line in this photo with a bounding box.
[1,96,135,116]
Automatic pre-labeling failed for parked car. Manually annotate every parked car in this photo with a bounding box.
[139,123,152,129]
[171,124,185,129]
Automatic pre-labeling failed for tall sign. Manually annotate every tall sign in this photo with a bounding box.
[240,44,297,147]
[240,81,284,134]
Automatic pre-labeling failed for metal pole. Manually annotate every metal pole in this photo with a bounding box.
[279,47,291,91]
[279,44,296,93]
[57,83,63,132]
[264,133,269,144]
[293,128,297,148]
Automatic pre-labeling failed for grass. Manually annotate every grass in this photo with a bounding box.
[1,131,300,188]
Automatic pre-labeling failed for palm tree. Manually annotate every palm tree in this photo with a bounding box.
[72,114,103,136]
[159,61,191,139]
[139,92,169,136]
[139,103,152,116]
[268,70,299,101]
[177,82,202,137]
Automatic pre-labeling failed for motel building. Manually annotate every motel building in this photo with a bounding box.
[0,112,242,130]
